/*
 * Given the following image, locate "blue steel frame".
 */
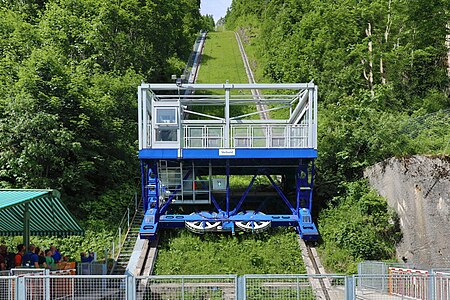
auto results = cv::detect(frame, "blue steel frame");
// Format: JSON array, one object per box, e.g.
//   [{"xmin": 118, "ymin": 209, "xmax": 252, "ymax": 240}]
[
  {"xmin": 138, "ymin": 82, "xmax": 319, "ymax": 241},
  {"xmin": 140, "ymin": 157, "xmax": 318, "ymax": 241}
]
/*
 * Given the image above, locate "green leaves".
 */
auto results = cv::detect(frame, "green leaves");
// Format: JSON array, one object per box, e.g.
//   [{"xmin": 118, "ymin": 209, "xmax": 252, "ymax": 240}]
[
  {"xmin": 318, "ymin": 181, "xmax": 401, "ymax": 273},
  {"xmin": 0, "ymin": 0, "xmax": 205, "ymax": 223}
]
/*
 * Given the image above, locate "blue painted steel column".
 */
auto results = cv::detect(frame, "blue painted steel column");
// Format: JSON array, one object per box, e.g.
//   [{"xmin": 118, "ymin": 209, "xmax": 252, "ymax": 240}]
[
  {"xmin": 295, "ymin": 164, "xmax": 301, "ymax": 212},
  {"xmin": 140, "ymin": 161, "xmax": 146, "ymax": 211},
  {"xmin": 309, "ymin": 161, "xmax": 315, "ymax": 212},
  {"xmin": 226, "ymin": 160, "xmax": 230, "ymax": 217}
]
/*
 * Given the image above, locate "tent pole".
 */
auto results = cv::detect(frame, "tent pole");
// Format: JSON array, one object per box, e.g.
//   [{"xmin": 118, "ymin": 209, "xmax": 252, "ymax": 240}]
[{"xmin": 24, "ymin": 202, "xmax": 30, "ymax": 250}]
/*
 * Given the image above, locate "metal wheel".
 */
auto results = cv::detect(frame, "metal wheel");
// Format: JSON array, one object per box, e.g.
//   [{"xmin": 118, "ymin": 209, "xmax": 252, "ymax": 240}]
[
  {"xmin": 185, "ymin": 212, "xmax": 221, "ymax": 234},
  {"xmin": 235, "ymin": 211, "xmax": 271, "ymax": 232}
]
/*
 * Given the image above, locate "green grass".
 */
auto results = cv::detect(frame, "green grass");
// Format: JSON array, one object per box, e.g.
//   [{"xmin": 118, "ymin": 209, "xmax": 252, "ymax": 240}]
[
  {"xmin": 196, "ymin": 31, "xmax": 248, "ymax": 84},
  {"xmin": 154, "ymin": 228, "xmax": 305, "ymax": 275}
]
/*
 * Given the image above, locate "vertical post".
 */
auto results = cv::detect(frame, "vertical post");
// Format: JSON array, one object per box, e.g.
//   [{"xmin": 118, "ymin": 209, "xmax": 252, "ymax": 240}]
[
  {"xmin": 127, "ymin": 274, "xmax": 135, "ymax": 300},
  {"xmin": 141, "ymin": 161, "xmax": 146, "ymax": 211},
  {"xmin": 345, "ymin": 276, "xmax": 355, "ymax": 300},
  {"xmin": 181, "ymin": 277, "xmax": 185, "ymax": 300},
  {"xmin": 23, "ymin": 203, "xmax": 30, "ymax": 250},
  {"xmin": 119, "ymin": 227, "xmax": 122, "ymax": 253},
  {"xmin": 138, "ymin": 86, "xmax": 143, "ymax": 149},
  {"xmin": 224, "ymin": 82, "xmax": 230, "ymax": 148},
  {"xmin": 429, "ymin": 273, "xmax": 435, "ymax": 300},
  {"xmin": 142, "ymin": 89, "xmax": 148, "ymax": 148},
  {"xmin": 226, "ymin": 160, "xmax": 230, "ymax": 217},
  {"xmin": 237, "ymin": 276, "xmax": 246, "ymax": 300},
  {"xmin": 17, "ymin": 277, "xmax": 25, "ymax": 300},
  {"xmin": 112, "ymin": 241, "xmax": 115, "ymax": 260},
  {"xmin": 308, "ymin": 87, "xmax": 313, "ymax": 148},
  {"xmin": 192, "ymin": 161, "xmax": 196, "ymax": 202},
  {"xmin": 309, "ymin": 161, "xmax": 315, "ymax": 212},
  {"xmin": 314, "ymin": 85, "xmax": 318, "ymax": 149},
  {"xmin": 296, "ymin": 164, "xmax": 301, "ymax": 212},
  {"xmin": 209, "ymin": 162, "xmax": 212, "ymax": 204},
  {"xmin": 127, "ymin": 208, "xmax": 130, "ymax": 228},
  {"xmin": 45, "ymin": 275, "xmax": 50, "ymax": 300}
]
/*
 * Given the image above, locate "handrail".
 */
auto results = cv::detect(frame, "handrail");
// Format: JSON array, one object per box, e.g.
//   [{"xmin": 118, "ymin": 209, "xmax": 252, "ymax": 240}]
[{"xmin": 109, "ymin": 192, "xmax": 141, "ymax": 263}]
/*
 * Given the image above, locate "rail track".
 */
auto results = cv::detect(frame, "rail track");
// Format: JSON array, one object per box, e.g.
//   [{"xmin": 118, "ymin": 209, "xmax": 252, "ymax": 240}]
[
  {"xmin": 235, "ymin": 31, "xmax": 333, "ymax": 299},
  {"xmin": 234, "ymin": 31, "xmax": 269, "ymax": 120}
]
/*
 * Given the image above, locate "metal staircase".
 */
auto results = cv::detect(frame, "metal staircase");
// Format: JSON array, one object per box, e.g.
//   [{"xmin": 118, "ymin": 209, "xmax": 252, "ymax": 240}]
[{"xmin": 110, "ymin": 208, "xmax": 144, "ymax": 275}]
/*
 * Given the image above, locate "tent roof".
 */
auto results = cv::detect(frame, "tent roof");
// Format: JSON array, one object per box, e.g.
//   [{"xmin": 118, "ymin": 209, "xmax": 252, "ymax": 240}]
[{"xmin": 0, "ymin": 189, "xmax": 83, "ymax": 236}]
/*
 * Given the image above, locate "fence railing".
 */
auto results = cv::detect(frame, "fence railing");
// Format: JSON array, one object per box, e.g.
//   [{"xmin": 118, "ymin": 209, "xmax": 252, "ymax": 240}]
[
  {"xmin": 2, "ymin": 272, "xmax": 450, "ymax": 300},
  {"xmin": 110, "ymin": 193, "xmax": 139, "ymax": 262},
  {"xmin": 182, "ymin": 123, "xmax": 309, "ymax": 149}
]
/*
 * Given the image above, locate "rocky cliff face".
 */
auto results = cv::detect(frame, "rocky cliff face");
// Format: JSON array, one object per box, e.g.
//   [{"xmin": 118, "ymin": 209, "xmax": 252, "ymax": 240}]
[{"xmin": 364, "ymin": 155, "xmax": 450, "ymax": 269}]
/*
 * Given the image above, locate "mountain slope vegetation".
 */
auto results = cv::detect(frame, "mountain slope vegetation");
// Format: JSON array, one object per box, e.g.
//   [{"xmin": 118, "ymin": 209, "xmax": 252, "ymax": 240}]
[
  {"xmin": 0, "ymin": 0, "xmax": 213, "ymax": 227},
  {"xmin": 225, "ymin": 0, "xmax": 449, "ymax": 272}
]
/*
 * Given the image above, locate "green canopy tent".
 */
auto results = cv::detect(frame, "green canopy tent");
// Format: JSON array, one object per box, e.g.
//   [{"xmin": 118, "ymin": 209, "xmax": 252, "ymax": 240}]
[{"xmin": 0, "ymin": 189, "xmax": 84, "ymax": 248}]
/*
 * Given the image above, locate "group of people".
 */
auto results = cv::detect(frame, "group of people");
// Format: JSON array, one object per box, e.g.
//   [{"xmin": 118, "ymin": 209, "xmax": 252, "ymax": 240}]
[{"xmin": 0, "ymin": 244, "xmax": 63, "ymax": 271}]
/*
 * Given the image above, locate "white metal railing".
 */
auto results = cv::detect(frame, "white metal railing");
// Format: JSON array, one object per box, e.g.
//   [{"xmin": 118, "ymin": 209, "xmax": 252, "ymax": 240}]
[
  {"xmin": 231, "ymin": 124, "xmax": 309, "ymax": 148},
  {"xmin": 148, "ymin": 123, "xmax": 310, "ymax": 149},
  {"xmin": 183, "ymin": 125, "xmax": 224, "ymax": 148}
]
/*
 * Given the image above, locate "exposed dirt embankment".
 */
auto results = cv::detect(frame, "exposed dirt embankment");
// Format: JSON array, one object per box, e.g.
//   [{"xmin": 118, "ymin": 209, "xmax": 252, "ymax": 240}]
[{"xmin": 364, "ymin": 155, "xmax": 450, "ymax": 269}]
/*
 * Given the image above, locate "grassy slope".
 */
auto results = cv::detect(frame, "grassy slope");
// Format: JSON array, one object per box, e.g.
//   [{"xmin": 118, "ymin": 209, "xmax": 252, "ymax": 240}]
[
  {"xmin": 196, "ymin": 31, "xmax": 248, "ymax": 84},
  {"xmin": 154, "ymin": 229, "xmax": 305, "ymax": 275},
  {"xmin": 154, "ymin": 31, "xmax": 306, "ymax": 275}
]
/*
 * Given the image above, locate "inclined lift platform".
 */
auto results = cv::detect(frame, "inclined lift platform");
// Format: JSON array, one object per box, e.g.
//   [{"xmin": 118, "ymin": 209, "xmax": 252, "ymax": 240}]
[{"xmin": 138, "ymin": 82, "xmax": 319, "ymax": 241}]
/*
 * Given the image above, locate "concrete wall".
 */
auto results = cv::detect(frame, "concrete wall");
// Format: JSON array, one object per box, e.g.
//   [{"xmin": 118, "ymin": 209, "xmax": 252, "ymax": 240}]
[{"xmin": 364, "ymin": 155, "xmax": 450, "ymax": 269}]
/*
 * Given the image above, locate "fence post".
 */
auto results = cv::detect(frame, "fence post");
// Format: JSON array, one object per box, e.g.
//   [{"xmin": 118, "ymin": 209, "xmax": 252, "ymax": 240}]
[
  {"xmin": 236, "ymin": 275, "xmax": 246, "ymax": 300},
  {"xmin": 45, "ymin": 274, "xmax": 51, "ymax": 300},
  {"xmin": 16, "ymin": 277, "xmax": 25, "ymax": 300},
  {"xmin": 127, "ymin": 207, "xmax": 130, "ymax": 228},
  {"xmin": 127, "ymin": 274, "xmax": 135, "ymax": 300},
  {"xmin": 429, "ymin": 273, "xmax": 435, "ymax": 300},
  {"xmin": 119, "ymin": 227, "xmax": 122, "ymax": 252},
  {"xmin": 345, "ymin": 275, "xmax": 355, "ymax": 300},
  {"xmin": 181, "ymin": 277, "xmax": 185, "ymax": 300}
]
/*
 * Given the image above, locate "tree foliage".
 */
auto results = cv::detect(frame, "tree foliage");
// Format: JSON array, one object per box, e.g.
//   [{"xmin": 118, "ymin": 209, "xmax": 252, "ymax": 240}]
[
  {"xmin": 0, "ymin": 0, "xmax": 206, "ymax": 225},
  {"xmin": 226, "ymin": 0, "xmax": 449, "ymax": 272}
]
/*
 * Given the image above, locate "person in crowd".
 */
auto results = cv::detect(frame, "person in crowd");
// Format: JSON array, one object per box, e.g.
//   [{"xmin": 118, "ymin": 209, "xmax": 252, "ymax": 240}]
[
  {"xmin": 35, "ymin": 247, "xmax": 47, "ymax": 268},
  {"xmin": 22, "ymin": 244, "xmax": 39, "ymax": 268},
  {"xmin": 14, "ymin": 244, "xmax": 25, "ymax": 268},
  {"xmin": 80, "ymin": 252, "xmax": 94, "ymax": 263},
  {"xmin": 50, "ymin": 245, "xmax": 62, "ymax": 263},
  {"xmin": 45, "ymin": 249, "xmax": 56, "ymax": 270}
]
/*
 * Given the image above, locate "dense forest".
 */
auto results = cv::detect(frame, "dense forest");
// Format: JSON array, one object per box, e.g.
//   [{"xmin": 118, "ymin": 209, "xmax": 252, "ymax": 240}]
[
  {"xmin": 0, "ymin": 0, "xmax": 214, "ymax": 228},
  {"xmin": 225, "ymin": 0, "xmax": 449, "ymax": 272}
]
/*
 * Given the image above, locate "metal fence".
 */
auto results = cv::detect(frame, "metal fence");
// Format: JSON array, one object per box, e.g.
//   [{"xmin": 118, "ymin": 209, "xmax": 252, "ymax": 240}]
[
  {"xmin": 0, "ymin": 276, "xmax": 15, "ymax": 300},
  {"xmin": 19, "ymin": 275, "xmax": 127, "ymax": 300},
  {"xmin": 1, "ymin": 272, "xmax": 450, "ymax": 300},
  {"xmin": 77, "ymin": 262, "xmax": 108, "ymax": 275},
  {"xmin": 243, "ymin": 274, "xmax": 346, "ymax": 300},
  {"xmin": 135, "ymin": 275, "xmax": 237, "ymax": 300}
]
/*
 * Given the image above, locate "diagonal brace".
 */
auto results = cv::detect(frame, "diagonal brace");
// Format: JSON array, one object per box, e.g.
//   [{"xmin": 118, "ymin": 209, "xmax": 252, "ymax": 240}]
[{"xmin": 265, "ymin": 173, "xmax": 296, "ymax": 213}]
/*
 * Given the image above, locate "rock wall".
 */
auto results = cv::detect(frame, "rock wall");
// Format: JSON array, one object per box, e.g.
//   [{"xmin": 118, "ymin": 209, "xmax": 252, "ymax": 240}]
[{"xmin": 364, "ymin": 155, "xmax": 450, "ymax": 269}]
